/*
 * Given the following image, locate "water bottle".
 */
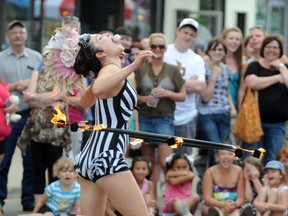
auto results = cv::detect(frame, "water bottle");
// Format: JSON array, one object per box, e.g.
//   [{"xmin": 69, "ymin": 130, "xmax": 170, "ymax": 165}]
[{"xmin": 150, "ymin": 93, "xmax": 159, "ymax": 108}]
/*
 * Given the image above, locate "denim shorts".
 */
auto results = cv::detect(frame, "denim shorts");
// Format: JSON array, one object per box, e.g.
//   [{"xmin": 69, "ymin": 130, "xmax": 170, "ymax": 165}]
[{"xmin": 139, "ymin": 116, "xmax": 174, "ymax": 144}]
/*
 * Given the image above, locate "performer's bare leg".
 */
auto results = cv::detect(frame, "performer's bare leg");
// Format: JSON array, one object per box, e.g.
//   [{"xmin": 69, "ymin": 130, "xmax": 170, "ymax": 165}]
[
  {"xmin": 97, "ymin": 171, "xmax": 149, "ymax": 216},
  {"xmin": 79, "ymin": 176, "xmax": 107, "ymax": 216}
]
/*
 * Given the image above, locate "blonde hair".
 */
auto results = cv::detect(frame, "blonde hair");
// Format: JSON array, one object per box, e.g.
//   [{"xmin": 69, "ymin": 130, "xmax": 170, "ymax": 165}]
[
  {"xmin": 53, "ymin": 157, "xmax": 75, "ymax": 177},
  {"xmin": 149, "ymin": 33, "xmax": 167, "ymax": 46},
  {"xmin": 221, "ymin": 27, "xmax": 243, "ymax": 72}
]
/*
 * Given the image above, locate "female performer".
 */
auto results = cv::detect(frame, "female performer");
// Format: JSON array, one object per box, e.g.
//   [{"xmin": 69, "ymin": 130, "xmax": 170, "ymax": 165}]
[
  {"xmin": 72, "ymin": 32, "xmax": 156, "ymax": 216},
  {"xmin": 40, "ymin": 24, "xmax": 156, "ymax": 215}
]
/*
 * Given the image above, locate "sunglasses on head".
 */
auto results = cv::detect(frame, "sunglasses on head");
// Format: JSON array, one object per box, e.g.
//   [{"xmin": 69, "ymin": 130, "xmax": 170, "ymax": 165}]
[
  {"xmin": 150, "ymin": 44, "xmax": 165, "ymax": 49},
  {"xmin": 78, "ymin": 34, "xmax": 95, "ymax": 60},
  {"xmin": 79, "ymin": 33, "xmax": 90, "ymax": 49}
]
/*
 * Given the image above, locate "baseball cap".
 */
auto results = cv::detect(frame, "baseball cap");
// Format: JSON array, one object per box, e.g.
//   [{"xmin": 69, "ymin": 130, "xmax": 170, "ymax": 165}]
[
  {"xmin": 7, "ymin": 20, "xmax": 24, "ymax": 31},
  {"xmin": 178, "ymin": 18, "xmax": 199, "ymax": 32},
  {"xmin": 264, "ymin": 160, "xmax": 285, "ymax": 173}
]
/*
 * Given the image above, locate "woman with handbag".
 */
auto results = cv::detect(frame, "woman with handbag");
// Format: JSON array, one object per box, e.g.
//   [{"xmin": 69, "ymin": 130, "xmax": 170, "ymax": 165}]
[{"xmin": 243, "ymin": 35, "xmax": 288, "ymax": 165}]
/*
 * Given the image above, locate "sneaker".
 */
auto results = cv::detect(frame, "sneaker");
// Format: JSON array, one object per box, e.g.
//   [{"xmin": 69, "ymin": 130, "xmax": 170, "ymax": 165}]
[
  {"xmin": 240, "ymin": 205, "xmax": 253, "ymax": 216},
  {"xmin": 178, "ymin": 202, "xmax": 192, "ymax": 216},
  {"xmin": 208, "ymin": 207, "xmax": 219, "ymax": 216}
]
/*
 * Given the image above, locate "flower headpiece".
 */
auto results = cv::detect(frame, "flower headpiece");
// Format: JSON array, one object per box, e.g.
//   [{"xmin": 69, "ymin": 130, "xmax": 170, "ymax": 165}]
[{"xmin": 44, "ymin": 24, "xmax": 81, "ymax": 93}]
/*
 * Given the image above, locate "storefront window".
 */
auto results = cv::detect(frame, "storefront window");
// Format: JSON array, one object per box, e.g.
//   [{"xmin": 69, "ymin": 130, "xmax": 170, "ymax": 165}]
[
  {"xmin": 34, "ymin": 0, "xmax": 76, "ymax": 50},
  {"xmin": 124, "ymin": 0, "xmax": 151, "ymax": 41},
  {"xmin": 0, "ymin": 0, "xmax": 32, "ymax": 50},
  {"xmin": 256, "ymin": 0, "xmax": 285, "ymax": 34},
  {"xmin": 1, "ymin": 0, "xmax": 76, "ymax": 52}
]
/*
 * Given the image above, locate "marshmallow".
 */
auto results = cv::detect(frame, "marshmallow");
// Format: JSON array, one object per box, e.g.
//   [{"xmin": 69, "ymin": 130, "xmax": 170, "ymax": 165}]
[
  {"xmin": 10, "ymin": 114, "xmax": 22, "ymax": 123},
  {"xmin": 10, "ymin": 95, "xmax": 19, "ymax": 104},
  {"xmin": 113, "ymin": 34, "xmax": 121, "ymax": 42}
]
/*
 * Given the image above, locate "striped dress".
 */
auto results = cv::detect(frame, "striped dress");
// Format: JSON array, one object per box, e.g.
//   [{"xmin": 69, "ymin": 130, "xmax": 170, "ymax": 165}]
[{"xmin": 74, "ymin": 80, "xmax": 137, "ymax": 182}]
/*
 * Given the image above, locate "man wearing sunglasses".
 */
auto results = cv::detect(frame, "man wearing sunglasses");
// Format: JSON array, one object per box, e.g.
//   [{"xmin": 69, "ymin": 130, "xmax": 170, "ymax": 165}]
[{"xmin": 164, "ymin": 18, "xmax": 206, "ymax": 155}]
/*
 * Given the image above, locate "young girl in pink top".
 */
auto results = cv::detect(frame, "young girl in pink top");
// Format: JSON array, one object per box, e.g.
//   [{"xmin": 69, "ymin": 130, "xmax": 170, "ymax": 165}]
[
  {"xmin": 131, "ymin": 156, "xmax": 157, "ymax": 216},
  {"xmin": 163, "ymin": 153, "xmax": 200, "ymax": 216}
]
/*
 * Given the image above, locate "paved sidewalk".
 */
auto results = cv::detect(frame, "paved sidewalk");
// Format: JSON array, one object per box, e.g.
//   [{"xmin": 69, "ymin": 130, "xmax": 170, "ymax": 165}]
[
  {"xmin": 5, "ymin": 191, "xmax": 29, "ymax": 216},
  {"xmin": 4, "ymin": 148, "xmax": 32, "ymax": 215}
]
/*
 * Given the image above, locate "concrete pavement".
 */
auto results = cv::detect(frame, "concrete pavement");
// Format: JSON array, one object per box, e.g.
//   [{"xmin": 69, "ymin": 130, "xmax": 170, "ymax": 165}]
[{"xmin": 4, "ymin": 147, "xmax": 31, "ymax": 215}]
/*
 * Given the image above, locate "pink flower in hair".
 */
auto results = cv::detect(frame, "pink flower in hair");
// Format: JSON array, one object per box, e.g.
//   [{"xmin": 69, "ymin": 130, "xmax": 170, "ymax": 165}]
[
  {"xmin": 43, "ymin": 24, "xmax": 82, "ymax": 93},
  {"xmin": 60, "ymin": 38, "xmax": 79, "ymax": 67}
]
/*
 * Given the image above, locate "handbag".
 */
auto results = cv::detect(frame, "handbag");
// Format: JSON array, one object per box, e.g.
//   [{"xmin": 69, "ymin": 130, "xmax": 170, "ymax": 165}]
[{"xmin": 233, "ymin": 87, "xmax": 264, "ymax": 144}]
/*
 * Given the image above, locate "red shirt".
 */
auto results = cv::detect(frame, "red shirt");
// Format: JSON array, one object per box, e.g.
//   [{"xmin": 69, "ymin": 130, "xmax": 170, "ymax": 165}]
[
  {"xmin": 68, "ymin": 88, "xmax": 84, "ymax": 123},
  {"xmin": 0, "ymin": 81, "xmax": 12, "ymax": 141}
]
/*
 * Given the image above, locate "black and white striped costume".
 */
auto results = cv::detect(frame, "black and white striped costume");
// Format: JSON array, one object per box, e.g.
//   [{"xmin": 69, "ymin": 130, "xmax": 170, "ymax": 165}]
[{"xmin": 74, "ymin": 80, "xmax": 137, "ymax": 182}]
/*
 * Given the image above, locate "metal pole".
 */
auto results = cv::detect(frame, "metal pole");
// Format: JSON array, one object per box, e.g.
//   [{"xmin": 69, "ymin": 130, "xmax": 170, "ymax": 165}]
[
  {"xmin": 36, "ymin": 0, "xmax": 44, "ymax": 52},
  {"xmin": 69, "ymin": 122, "xmax": 236, "ymax": 151},
  {"xmin": 0, "ymin": 0, "xmax": 8, "ymax": 50}
]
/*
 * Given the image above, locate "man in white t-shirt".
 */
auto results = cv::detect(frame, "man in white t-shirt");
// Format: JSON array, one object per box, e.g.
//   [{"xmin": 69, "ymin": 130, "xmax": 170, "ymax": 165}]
[{"xmin": 164, "ymin": 18, "xmax": 206, "ymax": 154}]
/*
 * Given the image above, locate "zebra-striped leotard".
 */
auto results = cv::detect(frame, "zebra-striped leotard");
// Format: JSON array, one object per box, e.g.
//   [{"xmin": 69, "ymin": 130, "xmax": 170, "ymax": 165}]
[{"xmin": 74, "ymin": 80, "xmax": 137, "ymax": 182}]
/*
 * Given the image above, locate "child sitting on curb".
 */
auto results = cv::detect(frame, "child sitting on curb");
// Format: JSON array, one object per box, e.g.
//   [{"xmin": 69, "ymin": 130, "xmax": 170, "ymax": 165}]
[{"xmin": 20, "ymin": 157, "xmax": 80, "ymax": 216}]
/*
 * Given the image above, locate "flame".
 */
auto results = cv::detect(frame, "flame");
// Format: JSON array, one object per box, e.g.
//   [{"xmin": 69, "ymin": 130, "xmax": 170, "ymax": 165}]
[
  {"xmin": 257, "ymin": 148, "xmax": 266, "ymax": 159},
  {"xmin": 76, "ymin": 123, "xmax": 107, "ymax": 132},
  {"xmin": 92, "ymin": 124, "xmax": 107, "ymax": 131},
  {"xmin": 130, "ymin": 138, "xmax": 143, "ymax": 145},
  {"xmin": 234, "ymin": 146, "xmax": 266, "ymax": 159},
  {"xmin": 169, "ymin": 137, "xmax": 183, "ymax": 149},
  {"xmin": 51, "ymin": 104, "xmax": 67, "ymax": 128},
  {"xmin": 79, "ymin": 124, "xmax": 91, "ymax": 131}
]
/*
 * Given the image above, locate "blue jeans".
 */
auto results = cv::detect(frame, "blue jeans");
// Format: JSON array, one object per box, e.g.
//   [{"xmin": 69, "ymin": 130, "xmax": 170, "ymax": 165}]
[
  {"xmin": 197, "ymin": 113, "xmax": 231, "ymax": 166},
  {"xmin": 139, "ymin": 116, "xmax": 174, "ymax": 138},
  {"xmin": 241, "ymin": 122, "xmax": 285, "ymax": 165},
  {"xmin": 0, "ymin": 110, "xmax": 34, "ymax": 206},
  {"xmin": 174, "ymin": 117, "xmax": 197, "ymax": 155}
]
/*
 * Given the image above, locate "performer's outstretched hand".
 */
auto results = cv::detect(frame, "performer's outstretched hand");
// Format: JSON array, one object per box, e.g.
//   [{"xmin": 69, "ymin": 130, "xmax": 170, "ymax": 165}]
[{"xmin": 132, "ymin": 50, "xmax": 157, "ymax": 68}]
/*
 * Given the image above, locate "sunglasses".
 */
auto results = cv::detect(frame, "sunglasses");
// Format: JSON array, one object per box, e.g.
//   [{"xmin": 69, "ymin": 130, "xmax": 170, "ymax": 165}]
[
  {"xmin": 150, "ymin": 44, "xmax": 165, "ymax": 49},
  {"xmin": 79, "ymin": 33, "xmax": 90, "ymax": 49}
]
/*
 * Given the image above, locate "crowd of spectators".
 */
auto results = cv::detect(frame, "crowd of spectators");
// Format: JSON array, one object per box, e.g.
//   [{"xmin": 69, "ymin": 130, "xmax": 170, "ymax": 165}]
[{"xmin": 1, "ymin": 15, "xmax": 288, "ymax": 216}]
